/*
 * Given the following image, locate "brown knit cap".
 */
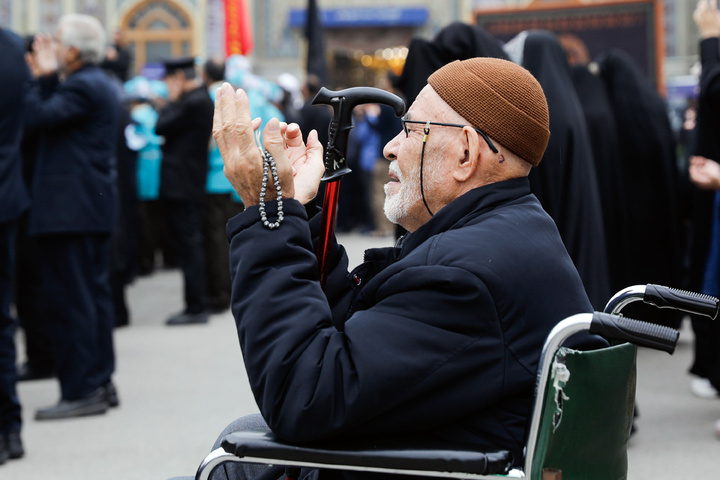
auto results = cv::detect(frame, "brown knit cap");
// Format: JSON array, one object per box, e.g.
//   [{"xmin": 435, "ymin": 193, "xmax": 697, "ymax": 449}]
[{"xmin": 427, "ymin": 58, "xmax": 550, "ymax": 165}]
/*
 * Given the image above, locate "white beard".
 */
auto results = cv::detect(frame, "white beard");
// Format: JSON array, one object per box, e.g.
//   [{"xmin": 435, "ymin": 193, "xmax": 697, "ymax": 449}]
[{"xmin": 383, "ymin": 159, "xmax": 436, "ymax": 227}]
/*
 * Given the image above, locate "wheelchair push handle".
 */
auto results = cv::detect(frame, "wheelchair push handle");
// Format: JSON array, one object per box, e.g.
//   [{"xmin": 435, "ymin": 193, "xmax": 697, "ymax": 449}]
[
  {"xmin": 589, "ymin": 312, "xmax": 679, "ymax": 354},
  {"xmin": 643, "ymin": 284, "xmax": 719, "ymax": 319}
]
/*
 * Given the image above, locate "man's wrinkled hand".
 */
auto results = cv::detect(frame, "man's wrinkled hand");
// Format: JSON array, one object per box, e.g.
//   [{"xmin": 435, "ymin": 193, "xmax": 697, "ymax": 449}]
[
  {"xmin": 283, "ymin": 124, "xmax": 325, "ymax": 205},
  {"xmin": 213, "ymin": 82, "xmax": 324, "ymax": 208},
  {"xmin": 213, "ymin": 83, "xmax": 274, "ymax": 207}
]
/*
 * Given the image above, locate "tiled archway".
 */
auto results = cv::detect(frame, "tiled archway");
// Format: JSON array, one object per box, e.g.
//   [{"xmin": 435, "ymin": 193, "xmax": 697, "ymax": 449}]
[{"xmin": 121, "ymin": 0, "xmax": 193, "ymax": 74}]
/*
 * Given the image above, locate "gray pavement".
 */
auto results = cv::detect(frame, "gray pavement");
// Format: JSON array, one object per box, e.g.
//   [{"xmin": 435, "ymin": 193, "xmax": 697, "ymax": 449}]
[{"xmin": 3, "ymin": 232, "xmax": 719, "ymax": 479}]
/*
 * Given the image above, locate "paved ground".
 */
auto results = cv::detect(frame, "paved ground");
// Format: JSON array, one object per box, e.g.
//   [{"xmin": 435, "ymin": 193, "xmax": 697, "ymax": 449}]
[{"xmin": 3, "ymin": 232, "xmax": 719, "ymax": 479}]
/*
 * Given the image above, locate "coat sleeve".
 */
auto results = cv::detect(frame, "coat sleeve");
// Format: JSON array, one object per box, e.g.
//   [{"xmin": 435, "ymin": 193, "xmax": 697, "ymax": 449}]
[
  {"xmin": 24, "ymin": 74, "xmax": 94, "ymax": 129},
  {"xmin": 228, "ymin": 200, "xmax": 505, "ymax": 442}
]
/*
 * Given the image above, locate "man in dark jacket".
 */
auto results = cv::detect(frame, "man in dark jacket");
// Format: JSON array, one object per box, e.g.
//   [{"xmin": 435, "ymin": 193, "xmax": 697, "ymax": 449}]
[
  {"xmin": 156, "ymin": 57, "xmax": 214, "ymax": 325},
  {"xmin": 201, "ymin": 57, "xmax": 601, "ymax": 479},
  {"xmin": 24, "ymin": 14, "xmax": 120, "ymax": 420},
  {"xmin": 0, "ymin": 26, "xmax": 31, "ymax": 463}
]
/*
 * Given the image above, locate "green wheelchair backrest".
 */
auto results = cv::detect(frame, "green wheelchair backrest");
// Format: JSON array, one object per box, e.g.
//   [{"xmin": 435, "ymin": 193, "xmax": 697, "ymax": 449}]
[{"xmin": 530, "ymin": 342, "xmax": 637, "ymax": 480}]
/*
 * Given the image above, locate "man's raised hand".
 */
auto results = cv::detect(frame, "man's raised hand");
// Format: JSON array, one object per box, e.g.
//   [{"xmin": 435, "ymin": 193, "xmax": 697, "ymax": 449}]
[
  {"xmin": 282, "ymin": 124, "xmax": 325, "ymax": 205},
  {"xmin": 213, "ymin": 82, "xmax": 324, "ymax": 207}
]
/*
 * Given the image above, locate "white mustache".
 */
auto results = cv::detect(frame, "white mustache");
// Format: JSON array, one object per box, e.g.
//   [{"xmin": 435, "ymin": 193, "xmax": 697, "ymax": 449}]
[{"xmin": 388, "ymin": 162, "xmax": 402, "ymax": 181}]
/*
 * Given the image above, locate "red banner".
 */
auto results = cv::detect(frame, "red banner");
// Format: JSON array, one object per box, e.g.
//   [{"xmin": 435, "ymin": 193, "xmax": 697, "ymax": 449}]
[{"xmin": 224, "ymin": 0, "xmax": 254, "ymax": 56}]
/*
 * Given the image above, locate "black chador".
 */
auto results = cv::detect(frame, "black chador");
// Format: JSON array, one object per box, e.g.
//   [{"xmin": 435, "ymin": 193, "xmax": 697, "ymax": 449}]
[
  {"xmin": 570, "ymin": 63, "xmax": 632, "ymax": 295},
  {"xmin": 597, "ymin": 50, "xmax": 683, "ymax": 298},
  {"xmin": 506, "ymin": 30, "xmax": 611, "ymax": 310}
]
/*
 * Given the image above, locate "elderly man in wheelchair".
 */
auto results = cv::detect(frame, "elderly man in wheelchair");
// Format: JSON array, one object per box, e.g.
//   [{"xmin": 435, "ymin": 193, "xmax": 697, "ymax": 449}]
[{"xmin": 176, "ymin": 58, "xmax": 694, "ymax": 480}]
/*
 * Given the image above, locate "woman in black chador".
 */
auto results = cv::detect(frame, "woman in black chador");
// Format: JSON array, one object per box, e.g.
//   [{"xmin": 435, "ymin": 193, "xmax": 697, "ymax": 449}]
[
  {"xmin": 568, "ymin": 59, "xmax": 631, "ymax": 295},
  {"xmin": 596, "ymin": 49, "xmax": 683, "ymax": 327},
  {"xmin": 505, "ymin": 30, "xmax": 611, "ymax": 310}
]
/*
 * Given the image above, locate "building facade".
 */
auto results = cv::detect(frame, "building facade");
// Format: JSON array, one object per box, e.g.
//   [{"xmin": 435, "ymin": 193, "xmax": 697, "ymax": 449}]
[
  {"xmin": 251, "ymin": 0, "xmax": 467, "ymax": 85},
  {"xmin": 0, "ymin": 0, "xmax": 705, "ymax": 84},
  {"xmin": 1, "ymin": 0, "xmax": 466, "ymax": 83},
  {"xmin": 2, "ymin": 0, "xmax": 210, "ymax": 75}
]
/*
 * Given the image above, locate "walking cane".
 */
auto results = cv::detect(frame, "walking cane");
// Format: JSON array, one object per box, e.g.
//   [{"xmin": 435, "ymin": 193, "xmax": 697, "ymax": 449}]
[{"xmin": 311, "ymin": 87, "xmax": 405, "ymax": 289}]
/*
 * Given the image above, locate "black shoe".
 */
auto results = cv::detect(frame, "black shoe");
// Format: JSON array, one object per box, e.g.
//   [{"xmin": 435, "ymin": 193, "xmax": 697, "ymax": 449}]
[
  {"xmin": 165, "ymin": 310, "xmax": 209, "ymax": 326},
  {"xmin": 35, "ymin": 389, "xmax": 108, "ymax": 420},
  {"xmin": 5, "ymin": 431, "xmax": 24, "ymax": 459},
  {"xmin": 103, "ymin": 381, "xmax": 119, "ymax": 408},
  {"xmin": 16, "ymin": 363, "xmax": 54, "ymax": 382}
]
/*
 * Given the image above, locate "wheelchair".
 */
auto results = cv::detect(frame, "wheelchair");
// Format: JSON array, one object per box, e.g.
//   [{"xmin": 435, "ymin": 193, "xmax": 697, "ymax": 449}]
[{"xmin": 195, "ymin": 284, "xmax": 718, "ymax": 480}]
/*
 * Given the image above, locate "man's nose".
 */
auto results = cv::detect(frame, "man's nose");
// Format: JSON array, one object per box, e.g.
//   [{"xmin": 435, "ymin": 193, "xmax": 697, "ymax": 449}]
[{"xmin": 383, "ymin": 132, "xmax": 402, "ymax": 161}]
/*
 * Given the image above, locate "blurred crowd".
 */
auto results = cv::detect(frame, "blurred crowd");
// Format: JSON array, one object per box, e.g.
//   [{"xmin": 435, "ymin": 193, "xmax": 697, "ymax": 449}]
[
  {"xmin": 4, "ymin": 0, "xmax": 720, "ymax": 467},
  {"xmin": 0, "ymin": 12, "xmax": 344, "ymax": 464}
]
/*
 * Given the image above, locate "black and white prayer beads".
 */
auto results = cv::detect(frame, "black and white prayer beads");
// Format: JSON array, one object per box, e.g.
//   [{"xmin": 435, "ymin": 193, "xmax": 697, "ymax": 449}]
[
  {"xmin": 254, "ymin": 129, "xmax": 284, "ymax": 230},
  {"xmin": 258, "ymin": 149, "xmax": 284, "ymax": 229}
]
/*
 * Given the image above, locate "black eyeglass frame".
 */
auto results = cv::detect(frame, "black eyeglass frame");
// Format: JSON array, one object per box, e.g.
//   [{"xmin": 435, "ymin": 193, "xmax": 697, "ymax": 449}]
[{"xmin": 401, "ymin": 117, "xmax": 499, "ymax": 153}]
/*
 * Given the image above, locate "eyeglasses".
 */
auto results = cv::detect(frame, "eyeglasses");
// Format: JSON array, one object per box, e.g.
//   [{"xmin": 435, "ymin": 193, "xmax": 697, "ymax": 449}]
[{"xmin": 401, "ymin": 116, "xmax": 499, "ymax": 153}]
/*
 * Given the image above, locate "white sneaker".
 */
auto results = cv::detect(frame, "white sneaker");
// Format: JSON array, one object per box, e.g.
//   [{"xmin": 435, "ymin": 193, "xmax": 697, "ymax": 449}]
[{"xmin": 690, "ymin": 377, "xmax": 719, "ymax": 399}]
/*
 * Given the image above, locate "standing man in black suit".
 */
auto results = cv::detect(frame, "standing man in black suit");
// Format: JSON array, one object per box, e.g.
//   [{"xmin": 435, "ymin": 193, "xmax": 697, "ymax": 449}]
[
  {"xmin": 0, "ymin": 26, "xmax": 31, "ymax": 463},
  {"xmin": 100, "ymin": 29, "xmax": 132, "ymax": 83},
  {"xmin": 155, "ymin": 57, "xmax": 214, "ymax": 325},
  {"xmin": 24, "ymin": 14, "xmax": 120, "ymax": 420}
]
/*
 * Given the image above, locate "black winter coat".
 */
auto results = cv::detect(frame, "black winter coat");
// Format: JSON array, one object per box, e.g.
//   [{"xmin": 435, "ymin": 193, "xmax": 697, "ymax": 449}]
[
  {"xmin": 24, "ymin": 65, "xmax": 119, "ymax": 235},
  {"xmin": 227, "ymin": 177, "xmax": 598, "ymax": 477}
]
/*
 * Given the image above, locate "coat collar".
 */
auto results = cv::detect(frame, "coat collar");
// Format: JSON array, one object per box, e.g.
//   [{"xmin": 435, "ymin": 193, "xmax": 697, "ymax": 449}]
[{"xmin": 398, "ymin": 177, "xmax": 532, "ymax": 257}]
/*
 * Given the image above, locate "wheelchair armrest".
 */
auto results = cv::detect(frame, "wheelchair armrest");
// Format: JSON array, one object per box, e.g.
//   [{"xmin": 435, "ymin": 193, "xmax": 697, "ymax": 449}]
[{"xmin": 220, "ymin": 431, "xmax": 514, "ymax": 477}]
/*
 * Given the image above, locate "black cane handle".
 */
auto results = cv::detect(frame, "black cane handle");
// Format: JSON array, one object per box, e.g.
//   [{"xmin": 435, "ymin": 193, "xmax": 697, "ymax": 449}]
[{"xmin": 312, "ymin": 87, "xmax": 405, "ymax": 182}]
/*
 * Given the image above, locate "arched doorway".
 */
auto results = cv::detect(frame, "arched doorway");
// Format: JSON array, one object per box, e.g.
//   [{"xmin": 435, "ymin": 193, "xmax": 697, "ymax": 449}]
[{"xmin": 122, "ymin": 0, "xmax": 194, "ymax": 75}]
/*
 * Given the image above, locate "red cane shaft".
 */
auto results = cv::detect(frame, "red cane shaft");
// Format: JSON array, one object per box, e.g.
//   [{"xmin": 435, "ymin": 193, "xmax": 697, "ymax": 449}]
[{"xmin": 317, "ymin": 180, "xmax": 341, "ymax": 290}]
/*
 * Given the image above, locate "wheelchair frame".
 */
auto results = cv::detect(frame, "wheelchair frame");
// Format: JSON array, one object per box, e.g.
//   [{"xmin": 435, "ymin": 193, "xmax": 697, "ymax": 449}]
[{"xmin": 195, "ymin": 284, "xmax": 717, "ymax": 480}]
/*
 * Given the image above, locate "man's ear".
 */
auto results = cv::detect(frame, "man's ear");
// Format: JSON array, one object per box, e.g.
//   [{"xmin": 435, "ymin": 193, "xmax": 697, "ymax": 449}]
[{"xmin": 453, "ymin": 126, "xmax": 481, "ymax": 182}]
